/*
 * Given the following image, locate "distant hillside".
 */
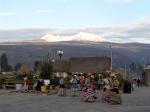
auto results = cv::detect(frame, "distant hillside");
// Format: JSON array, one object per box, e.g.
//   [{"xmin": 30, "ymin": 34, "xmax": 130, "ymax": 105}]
[{"xmin": 0, "ymin": 41, "xmax": 150, "ymax": 69}]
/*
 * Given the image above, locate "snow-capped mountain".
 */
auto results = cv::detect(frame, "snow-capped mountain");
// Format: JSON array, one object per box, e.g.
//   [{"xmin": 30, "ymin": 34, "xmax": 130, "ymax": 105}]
[{"xmin": 41, "ymin": 32, "xmax": 106, "ymax": 42}]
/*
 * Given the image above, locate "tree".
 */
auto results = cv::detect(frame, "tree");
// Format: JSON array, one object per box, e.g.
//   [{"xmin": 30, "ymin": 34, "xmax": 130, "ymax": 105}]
[
  {"xmin": 34, "ymin": 61, "xmax": 41, "ymax": 72},
  {"xmin": 14, "ymin": 63, "xmax": 22, "ymax": 71},
  {"xmin": 0, "ymin": 53, "xmax": 9, "ymax": 72},
  {"xmin": 17, "ymin": 64, "xmax": 31, "ymax": 75},
  {"xmin": 7, "ymin": 65, "xmax": 13, "ymax": 71},
  {"xmin": 40, "ymin": 62, "xmax": 53, "ymax": 79}
]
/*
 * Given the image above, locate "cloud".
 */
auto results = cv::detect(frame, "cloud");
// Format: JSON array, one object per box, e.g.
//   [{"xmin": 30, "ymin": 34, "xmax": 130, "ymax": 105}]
[
  {"xmin": 0, "ymin": 28, "xmax": 50, "ymax": 41},
  {"xmin": 106, "ymin": 0, "xmax": 135, "ymax": 4},
  {"xmin": 0, "ymin": 16, "xmax": 150, "ymax": 44},
  {"xmin": 0, "ymin": 12, "xmax": 16, "ymax": 16}
]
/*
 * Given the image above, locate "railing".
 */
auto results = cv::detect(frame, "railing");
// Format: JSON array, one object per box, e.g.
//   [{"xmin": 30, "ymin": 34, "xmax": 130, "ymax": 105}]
[{"xmin": 0, "ymin": 82, "xmax": 34, "ymax": 90}]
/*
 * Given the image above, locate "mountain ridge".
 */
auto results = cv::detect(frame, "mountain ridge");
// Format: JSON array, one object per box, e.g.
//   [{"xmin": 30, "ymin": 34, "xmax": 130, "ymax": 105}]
[{"xmin": 0, "ymin": 40, "xmax": 149, "ymax": 69}]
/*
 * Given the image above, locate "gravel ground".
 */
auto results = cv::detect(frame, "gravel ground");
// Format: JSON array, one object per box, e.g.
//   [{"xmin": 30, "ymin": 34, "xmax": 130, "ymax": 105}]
[{"xmin": 0, "ymin": 87, "xmax": 150, "ymax": 112}]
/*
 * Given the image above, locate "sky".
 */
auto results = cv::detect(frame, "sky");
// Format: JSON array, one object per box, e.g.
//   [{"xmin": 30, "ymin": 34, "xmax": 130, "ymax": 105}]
[{"xmin": 0, "ymin": 0, "xmax": 150, "ymax": 43}]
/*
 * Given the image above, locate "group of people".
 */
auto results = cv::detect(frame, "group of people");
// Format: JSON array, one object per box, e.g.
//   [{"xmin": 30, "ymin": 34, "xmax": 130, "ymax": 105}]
[
  {"xmin": 23, "ymin": 73, "xmax": 48, "ymax": 93},
  {"xmin": 22, "ymin": 70, "xmax": 124, "ymax": 105},
  {"xmin": 21, "ymin": 70, "xmax": 145, "ymax": 106},
  {"xmin": 34, "ymin": 79, "xmax": 47, "ymax": 93},
  {"xmin": 58, "ymin": 71, "xmax": 122, "ymax": 105},
  {"xmin": 123, "ymin": 78, "xmax": 142, "ymax": 94},
  {"xmin": 22, "ymin": 70, "xmax": 142, "ymax": 105},
  {"xmin": 58, "ymin": 73, "xmax": 97, "ymax": 102},
  {"xmin": 131, "ymin": 78, "xmax": 141, "ymax": 89},
  {"xmin": 58, "ymin": 73, "xmax": 85, "ymax": 96},
  {"xmin": 102, "ymin": 72, "xmax": 121, "ymax": 104}
]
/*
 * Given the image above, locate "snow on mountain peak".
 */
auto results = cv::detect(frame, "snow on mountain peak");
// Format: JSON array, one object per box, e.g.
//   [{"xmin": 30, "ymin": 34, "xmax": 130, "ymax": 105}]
[{"xmin": 41, "ymin": 32, "xmax": 106, "ymax": 42}]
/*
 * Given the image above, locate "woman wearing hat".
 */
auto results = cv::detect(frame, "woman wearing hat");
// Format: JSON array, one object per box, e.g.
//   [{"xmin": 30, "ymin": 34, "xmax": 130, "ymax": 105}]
[
  {"xmin": 70, "ymin": 75, "xmax": 78, "ymax": 96},
  {"xmin": 101, "ymin": 71, "xmax": 111, "ymax": 103},
  {"xmin": 110, "ymin": 75, "xmax": 122, "ymax": 104}
]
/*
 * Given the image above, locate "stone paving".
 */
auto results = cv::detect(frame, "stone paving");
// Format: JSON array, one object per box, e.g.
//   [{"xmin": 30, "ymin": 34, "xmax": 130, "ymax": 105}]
[{"xmin": 0, "ymin": 87, "xmax": 150, "ymax": 112}]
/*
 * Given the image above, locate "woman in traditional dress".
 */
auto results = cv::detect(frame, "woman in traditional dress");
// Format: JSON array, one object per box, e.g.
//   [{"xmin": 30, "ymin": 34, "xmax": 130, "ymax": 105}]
[
  {"xmin": 110, "ymin": 75, "xmax": 122, "ymax": 104},
  {"xmin": 101, "ymin": 71, "xmax": 111, "ymax": 103},
  {"xmin": 70, "ymin": 75, "xmax": 78, "ymax": 96},
  {"xmin": 82, "ymin": 84, "xmax": 96, "ymax": 102}
]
